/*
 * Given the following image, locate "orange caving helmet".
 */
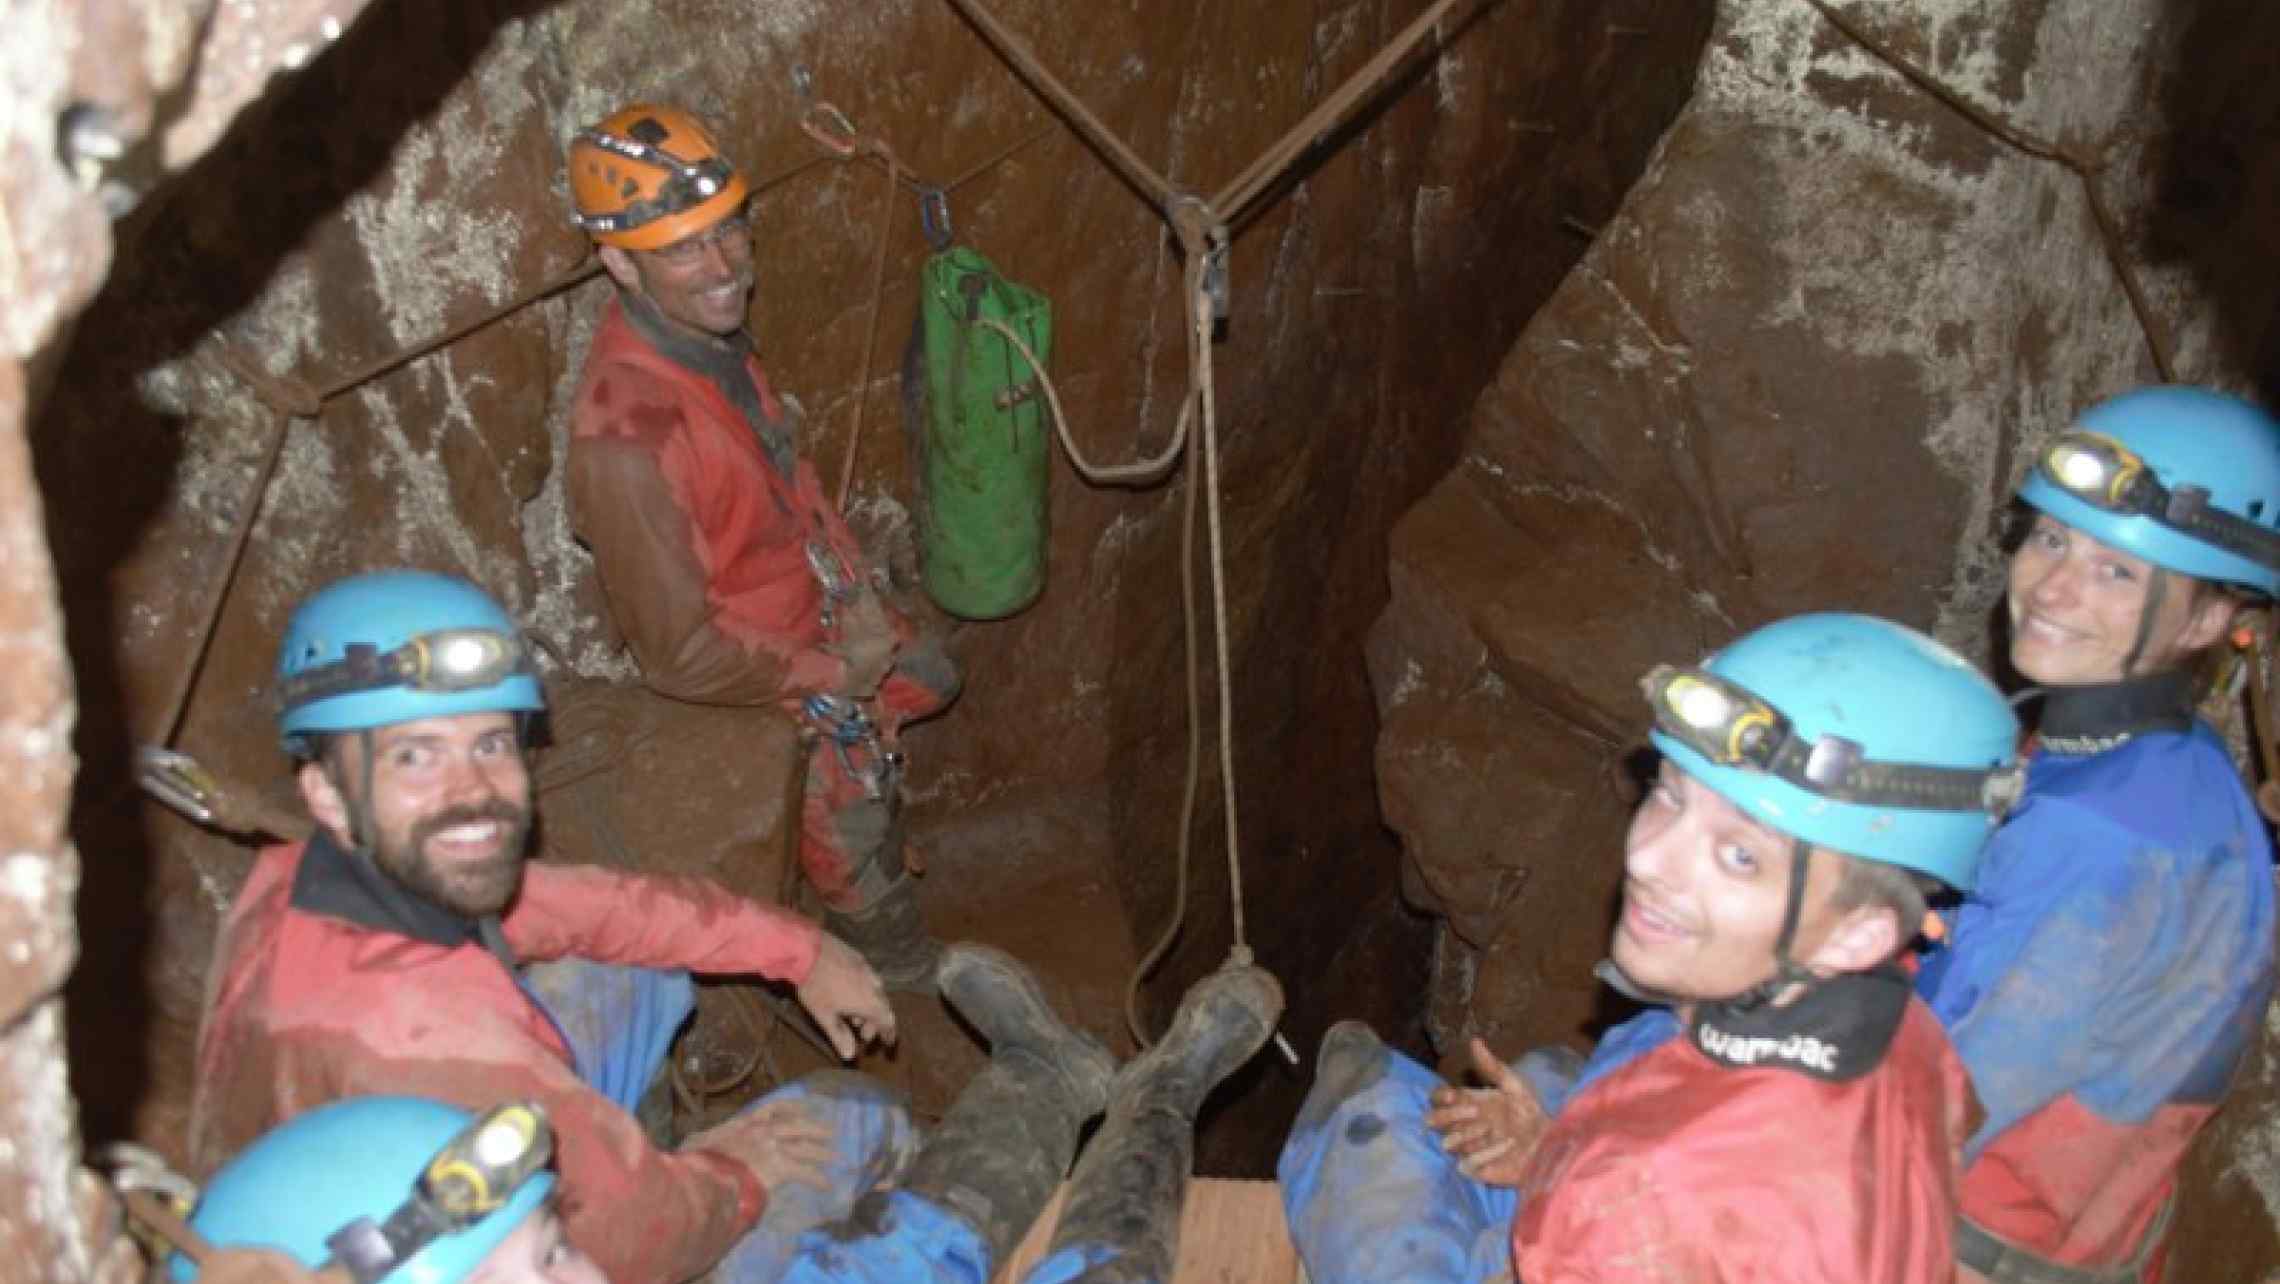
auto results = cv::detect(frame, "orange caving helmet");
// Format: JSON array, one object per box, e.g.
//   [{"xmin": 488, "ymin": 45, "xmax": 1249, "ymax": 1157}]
[{"xmin": 567, "ymin": 104, "xmax": 749, "ymax": 251}]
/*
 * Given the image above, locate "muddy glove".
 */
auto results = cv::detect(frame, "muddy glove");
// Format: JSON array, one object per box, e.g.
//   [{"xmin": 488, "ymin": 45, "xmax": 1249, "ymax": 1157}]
[
  {"xmin": 684, "ymin": 1098, "xmax": 834, "ymax": 1196},
  {"xmin": 830, "ymin": 589, "xmax": 898, "ymax": 699}
]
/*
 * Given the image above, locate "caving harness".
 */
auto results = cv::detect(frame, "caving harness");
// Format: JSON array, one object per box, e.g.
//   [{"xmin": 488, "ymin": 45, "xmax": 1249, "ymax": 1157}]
[
  {"xmin": 802, "ymin": 691, "xmax": 902, "ymax": 802},
  {"xmin": 908, "ymin": 245, "xmax": 1053, "ymax": 620}
]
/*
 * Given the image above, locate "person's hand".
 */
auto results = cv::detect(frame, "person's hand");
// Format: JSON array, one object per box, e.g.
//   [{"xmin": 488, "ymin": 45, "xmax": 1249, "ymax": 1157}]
[
  {"xmin": 686, "ymin": 1098, "xmax": 834, "ymax": 1196},
  {"xmin": 1424, "ymin": 1037, "xmax": 1550, "ymax": 1188},
  {"xmin": 831, "ymin": 591, "xmax": 897, "ymax": 698},
  {"xmin": 796, "ymin": 932, "xmax": 898, "ymax": 1060}
]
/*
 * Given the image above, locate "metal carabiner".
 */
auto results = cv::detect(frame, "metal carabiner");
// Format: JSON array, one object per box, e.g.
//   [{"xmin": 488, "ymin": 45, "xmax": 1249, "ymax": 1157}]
[
  {"xmin": 800, "ymin": 102, "xmax": 862, "ymax": 159},
  {"xmin": 1203, "ymin": 235, "xmax": 1233, "ymax": 323},
  {"xmin": 918, "ymin": 186, "xmax": 954, "ymax": 252}
]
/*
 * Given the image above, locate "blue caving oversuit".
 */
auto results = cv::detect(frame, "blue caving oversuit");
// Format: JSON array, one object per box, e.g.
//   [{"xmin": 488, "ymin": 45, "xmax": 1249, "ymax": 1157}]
[
  {"xmin": 1277, "ymin": 1007, "xmax": 1678, "ymax": 1283},
  {"xmin": 1916, "ymin": 716, "xmax": 2277, "ymax": 1278}
]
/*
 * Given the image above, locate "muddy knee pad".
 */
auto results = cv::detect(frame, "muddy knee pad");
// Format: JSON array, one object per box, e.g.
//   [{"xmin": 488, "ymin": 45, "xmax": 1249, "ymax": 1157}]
[
  {"xmin": 718, "ymin": 1072, "xmax": 927, "ymax": 1283},
  {"xmin": 1278, "ymin": 1036, "xmax": 1514, "ymax": 1284},
  {"xmin": 799, "ymin": 750, "xmax": 903, "ymax": 910},
  {"xmin": 828, "ymin": 793, "xmax": 904, "ymax": 908},
  {"xmin": 752, "ymin": 1071, "xmax": 923, "ymax": 1233}
]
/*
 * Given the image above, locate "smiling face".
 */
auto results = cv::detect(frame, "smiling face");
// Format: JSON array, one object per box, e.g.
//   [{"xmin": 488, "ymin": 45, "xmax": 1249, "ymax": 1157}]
[
  {"xmin": 2006, "ymin": 513, "xmax": 2235, "ymax": 685},
  {"xmin": 301, "ymin": 711, "xmax": 533, "ymax": 918},
  {"xmin": 598, "ymin": 212, "xmax": 755, "ymax": 341},
  {"xmin": 1611, "ymin": 759, "xmax": 1858, "ymax": 1002}
]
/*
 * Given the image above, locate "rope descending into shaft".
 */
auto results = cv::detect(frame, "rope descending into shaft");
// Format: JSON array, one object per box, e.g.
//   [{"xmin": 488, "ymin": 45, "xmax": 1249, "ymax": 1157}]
[{"xmin": 948, "ymin": 0, "xmax": 1493, "ymax": 1042}]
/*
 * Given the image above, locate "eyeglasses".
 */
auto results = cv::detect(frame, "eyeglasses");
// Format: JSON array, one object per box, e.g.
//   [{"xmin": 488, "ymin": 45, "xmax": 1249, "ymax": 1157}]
[
  {"xmin": 278, "ymin": 628, "xmax": 533, "ymax": 712},
  {"xmin": 650, "ymin": 214, "xmax": 752, "ymax": 268},
  {"xmin": 1640, "ymin": 663, "xmax": 2023, "ymax": 818},
  {"xmin": 2035, "ymin": 429, "xmax": 2280, "ymax": 574}
]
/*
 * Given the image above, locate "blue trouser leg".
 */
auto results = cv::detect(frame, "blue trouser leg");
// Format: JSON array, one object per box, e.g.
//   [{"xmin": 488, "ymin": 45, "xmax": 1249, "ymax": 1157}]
[
  {"xmin": 519, "ymin": 959, "xmax": 695, "ymax": 1112},
  {"xmin": 1279, "ymin": 1044, "xmax": 1516, "ymax": 1284},
  {"xmin": 714, "ymin": 1071, "xmax": 926, "ymax": 1283},
  {"xmin": 775, "ymin": 1190, "xmax": 994, "ymax": 1284}
]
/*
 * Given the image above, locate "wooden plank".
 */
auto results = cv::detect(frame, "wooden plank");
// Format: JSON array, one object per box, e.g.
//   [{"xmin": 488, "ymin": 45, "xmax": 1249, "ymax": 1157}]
[{"xmin": 993, "ymin": 1178, "xmax": 1302, "ymax": 1283}]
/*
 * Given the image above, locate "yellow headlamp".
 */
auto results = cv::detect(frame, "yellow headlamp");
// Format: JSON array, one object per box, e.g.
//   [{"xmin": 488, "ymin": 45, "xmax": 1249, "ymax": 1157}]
[
  {"xmin": 324, "ymin": 1101, "xmax": 554, "ymax": 1283},
  {"xmin": 1654, "ymin": 668, "xmax": 1781, "ymax": 768},
  {"xmin": 2039, "ymin": 431, "xmax": 2147, "ymax": 511},
  {"xmin": 278, "ymin": 628, "xmax": 531, "ymax": 713},
  {"xmin": 420, "ymin": 1101, "xmax": 551, "ymax": 1222},
  {"xmin": 1642, "ymin": 663, "xmax": 2021, "ymax": 817}
]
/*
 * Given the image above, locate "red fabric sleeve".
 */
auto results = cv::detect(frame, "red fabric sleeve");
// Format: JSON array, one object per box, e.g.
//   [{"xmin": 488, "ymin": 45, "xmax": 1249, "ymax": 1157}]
[
  {"xmin": 311, "ymin": 950, "xmax": 761, "ymax": 1284},
  {"xmin": 502, "ymin": 862, "xmax": 821, "ymax": 987}
]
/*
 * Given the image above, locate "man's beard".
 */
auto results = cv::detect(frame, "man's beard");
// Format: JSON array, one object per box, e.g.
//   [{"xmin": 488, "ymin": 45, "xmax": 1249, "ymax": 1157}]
[{"xmin": 374, "ymin": 800, "xmax": 532, "ymax": 918}]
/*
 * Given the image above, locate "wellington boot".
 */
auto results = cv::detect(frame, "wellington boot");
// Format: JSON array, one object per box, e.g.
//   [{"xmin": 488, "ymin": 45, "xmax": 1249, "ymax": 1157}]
[
  {"xmin": 938, "ymin": 943, "xmax": 1118, "ymax": 1115},
  {"xmin": 894, "ymin": 945, "xmax": 1119, "ymax": 1264},
  {"xmin": 822, "ymin": 872, "xmax": 942, "ymax": 994},
  {"xmin": 1036, "ymin": 962, "xmax": 1284, "ymax": 1283}
]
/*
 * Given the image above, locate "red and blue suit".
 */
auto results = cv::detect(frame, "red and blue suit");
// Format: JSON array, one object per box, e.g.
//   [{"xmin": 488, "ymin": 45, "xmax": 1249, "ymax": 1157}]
[
  {"xmin": 1917, "ymin": 685, "xmax": 2277, "ymax": 1280},
  {"xmin": 1280, "ymin": 966, "xmax": 1972, "ymax": 1284}
]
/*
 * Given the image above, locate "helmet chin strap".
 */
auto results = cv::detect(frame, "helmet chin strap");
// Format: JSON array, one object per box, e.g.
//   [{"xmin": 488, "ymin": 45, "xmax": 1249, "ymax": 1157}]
[
  {"xmin": 2120, "ymin": 567, "xmax": 2171, "ymax": 678},
  {"xmin": 1724, "ymin": 837, "xmax": 1822, "ymax": 1013},
  {"xmin": 326, "ymin": 728, "xmax": 379, "ymax": 857}
]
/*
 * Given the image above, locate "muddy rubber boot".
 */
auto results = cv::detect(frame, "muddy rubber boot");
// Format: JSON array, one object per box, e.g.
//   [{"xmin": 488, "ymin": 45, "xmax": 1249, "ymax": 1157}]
[
  {"xmin": 1030, "ymin": 962, "xmax": 1284, "ymax": 1283},
  {"xmin": 892, "ymin": 944, "xmax": 1118, "ymax": 1265},
  {"xmin": 823, "ymin": 871, "xmax": 943, "ymax": 995}
]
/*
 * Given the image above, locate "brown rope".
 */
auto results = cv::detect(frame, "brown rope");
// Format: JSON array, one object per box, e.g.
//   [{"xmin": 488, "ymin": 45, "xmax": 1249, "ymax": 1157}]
[
  {"xmin": 149, "ymin": 367, "xmax": 297, "ymax": 749},
  {"xmin": 1799, "ymin": 0, "xmax": 2175, "ymax": 381},
  {"xmin": 1211, "ymin": 0, "xmax": 1468, "ymax": 221},
  {"xmin": 122, "ymin": 1189, "xmax": 215, "ymax": 1266},
  {"xmin": 837, "ymin": 135, "xmax": 904, "ymax": 509},
  {"xmin": 943, "ymin": 0, "xmax": 1180, "ymax": 212},
  {"xmin": 940, "ymin": 124, "xmax": 1058, "ymax": 193},
  {"xmin": 308, "ymin": 256, "xmax": 598, "ymax": 403},
  {"xmin": 1125, "ymin": 378, "xmax": 1206, "ymax": 1048}
]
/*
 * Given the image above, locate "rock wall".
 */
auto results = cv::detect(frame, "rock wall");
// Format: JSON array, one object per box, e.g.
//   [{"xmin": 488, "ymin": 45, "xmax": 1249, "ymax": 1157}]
[
  {"xmin": 29, "ymin": 0, "xmax": 1715, "ymax": 1177},
  {"xmin": 4, "ymin": 0, "xmax": 384, "ymax": 1276},
  {"xmin": 1369, "ymin": 0, "xmax": 2280, "ymax": 1271}
]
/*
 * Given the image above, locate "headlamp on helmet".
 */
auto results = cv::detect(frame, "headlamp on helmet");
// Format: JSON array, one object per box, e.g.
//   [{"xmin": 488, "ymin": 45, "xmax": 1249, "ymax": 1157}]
[
  {"xmin": 566, "ymin": 127, "xmax": 738, "ymax": 237},
  {"xmin": 2036, "ymin": 429, "xmax": 2280, "ymax": 576},
  {"xmin": 278, "ymin": 628, "xmax": 531, "ymax": 717},
  {"xmin": 1642, "ymin": 663, "xmax": 2023, "ymax": 819},
  {"xmin": 323, "ymin": 1101, "xmax": 554, "ymax": 1284}
]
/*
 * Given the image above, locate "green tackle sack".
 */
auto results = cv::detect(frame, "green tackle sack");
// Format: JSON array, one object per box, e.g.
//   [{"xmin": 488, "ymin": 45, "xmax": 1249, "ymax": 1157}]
[{"xmin": 905, "ymin": 246, "xmax": 1051, "ymax": 620}]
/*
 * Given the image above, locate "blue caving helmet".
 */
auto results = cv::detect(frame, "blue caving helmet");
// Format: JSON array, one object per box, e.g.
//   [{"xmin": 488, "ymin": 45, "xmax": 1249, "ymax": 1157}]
[
  {"xmin": 174, "ymin": 1096, "xmax": 555, "ymax": 1283},
  {"xmin": 1644, "ymin": 613, "xmax": 2021, "ymax": 892},
  {"xmin": 2018, "ymin": 385, "xmax": 2280, "ymax": 597},
  {"xmin": 277, "ymin": 571, "xmax": 546, "ymax": 757}
]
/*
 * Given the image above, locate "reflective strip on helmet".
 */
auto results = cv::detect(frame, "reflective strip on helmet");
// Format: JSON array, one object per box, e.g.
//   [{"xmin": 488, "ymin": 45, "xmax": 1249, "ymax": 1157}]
[
  {"xmin": 1641, "ymin": 663, "xmax": 2023, "ymax": 819},
  {"xmin": 2037, "ymin": 430, "xmax": 2280, "ymax": 574},
  {"xmin": 276, "ymin": 628, "xmax": 533, "ymax": 713},
  {"xmin": 571, "ymin": 128, "xmax": 736, "ymax": 236}
]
